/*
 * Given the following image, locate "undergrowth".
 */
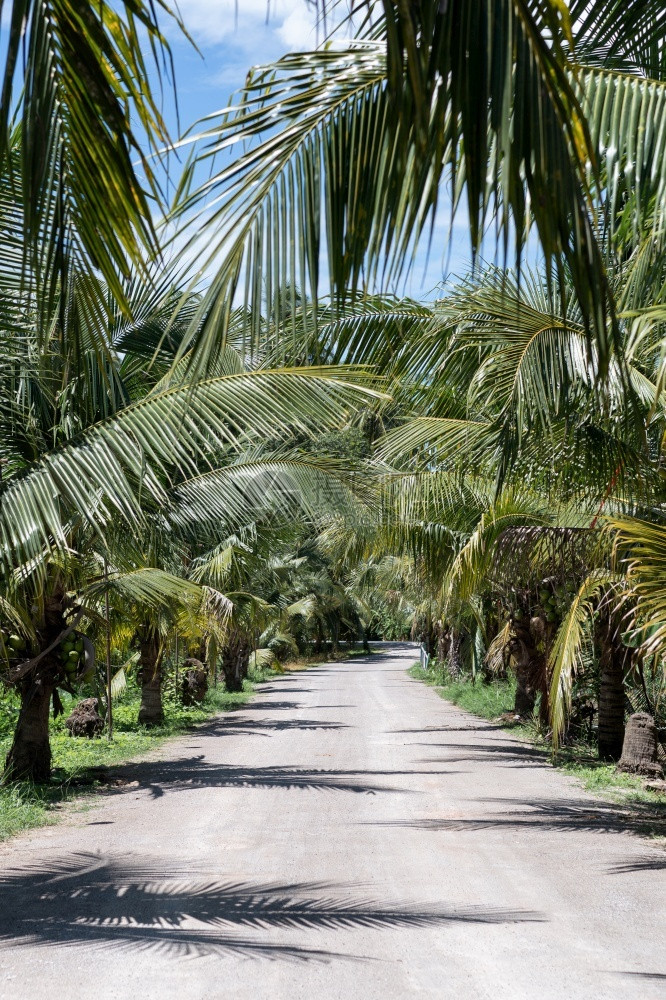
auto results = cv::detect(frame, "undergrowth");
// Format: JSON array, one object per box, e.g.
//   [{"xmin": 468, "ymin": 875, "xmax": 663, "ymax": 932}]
[{"xmin": 409, "ymin": 662, "xmax": 666, "ymax": 820}]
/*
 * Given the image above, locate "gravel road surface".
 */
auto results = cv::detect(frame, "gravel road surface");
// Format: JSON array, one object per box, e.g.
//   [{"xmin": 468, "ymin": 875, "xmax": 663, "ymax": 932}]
[{"xmin": 0, "ymin": 643, "xmax": 664, "ymax": 999}]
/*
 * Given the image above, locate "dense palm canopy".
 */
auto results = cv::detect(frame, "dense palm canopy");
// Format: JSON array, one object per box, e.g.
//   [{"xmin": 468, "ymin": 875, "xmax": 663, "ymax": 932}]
[
  {"xmin": 3, "ymin": 0, "xmax": 666, "ymax": 788},
  {"xmin": 174, "ymin": 0, "xmax": 666, "ymax": 377}
]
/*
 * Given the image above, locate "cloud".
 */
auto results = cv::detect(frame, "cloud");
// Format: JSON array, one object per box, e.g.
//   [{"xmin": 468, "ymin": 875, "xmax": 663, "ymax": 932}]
[
  {"xmin": 278, "ymin": 8, "xmax": 319, "ymax": 48},
  {"xmin": 173, "ymin": 0, "xmax": 317, "ymax": 50}
]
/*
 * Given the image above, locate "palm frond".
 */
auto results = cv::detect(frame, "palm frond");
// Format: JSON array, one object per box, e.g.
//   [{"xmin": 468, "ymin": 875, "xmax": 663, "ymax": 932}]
[
  {"xmin": 0, "ymin": 367, "xmax": 384, "ymax": 568},
  {"xmin": 610, "ymin": 516, "xmax": 666, "ymax": 655},
  {"xmin": 548, "ymin": 569, "xmax": 618, "ymax": 748},
  {"xmin": 83, "ymin": 568, "xmax": 201, "ymax": 611},
  {"xmin": 1, "ymin": 1, "xmax": 186, "ymax": 303}
]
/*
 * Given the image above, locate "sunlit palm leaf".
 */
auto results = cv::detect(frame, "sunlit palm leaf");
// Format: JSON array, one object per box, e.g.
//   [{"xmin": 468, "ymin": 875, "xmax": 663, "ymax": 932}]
[
  {"xmin": 83, "ymin": 567, "xmax": 201, "ymax": 610},
  {"xmin": 548, "ymin": 569, "xmax": 618, "ymax": 748},
  {"xmin": 610, "ymin": 516, "xmax": 666, "ymax": 655},
  {"xmin": 0, "ymin": 1, "xmax": 186, "ymax": 304},
  {"xmin": 0, "ymin": 367, "xmax": 384, "ymax": 568}
]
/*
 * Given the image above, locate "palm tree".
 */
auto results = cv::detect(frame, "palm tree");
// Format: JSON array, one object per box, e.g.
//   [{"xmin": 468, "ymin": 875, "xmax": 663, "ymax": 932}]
[
  {"xmin": 0, "ymin": 122, "xmax": 386, "ymax": 781},
  {"xmin": 0, "ymin": 1, "xmax": 187, "ymax": 305},
  {"xmin": 173, "ymin": 1, "xmax": 666, "ymax": 377}
]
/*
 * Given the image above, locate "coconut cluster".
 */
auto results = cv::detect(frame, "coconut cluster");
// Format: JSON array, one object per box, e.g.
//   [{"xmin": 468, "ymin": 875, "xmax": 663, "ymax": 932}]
[
  {"xmin": 1, "ymin": 631, "xmax": 27, "ymax": 656},
  {"xmin": 509, "ymin": 581, "xmax": 575, "ymax": 625},
  {"xmin": 536, "ymin": 583, "xmax": 574, "ymax": 623},
  {"xmin": 57, "ymin": 634, "xmax": 94, "ymax": 687}
]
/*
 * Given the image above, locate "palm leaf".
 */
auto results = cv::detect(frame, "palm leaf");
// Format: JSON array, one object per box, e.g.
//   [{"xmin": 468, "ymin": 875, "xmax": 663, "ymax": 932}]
[
  {"xmin": 548, "ymin": 569, "xmax": 618, "ymax": 748},
  {"xmin": 610, "ymin": 516, "xmax": 666, "ymax": 655},
  {"xmin": 83, "ymin": 568, "xmax": 201, "ymax": 610},
  {"xmin": 0, "ymin": 1, "xmax": 187, "ymax": 304},
  {"xmin": 0, "ymin": 367, "xmax": 384, "ymax": 568}
]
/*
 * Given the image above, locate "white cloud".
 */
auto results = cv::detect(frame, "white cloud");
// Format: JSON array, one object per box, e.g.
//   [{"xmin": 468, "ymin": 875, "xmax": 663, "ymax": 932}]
[
  {"xmin": 173, "ymin": 0, "xmax": 317, "ymax": 50},
  {"xmin": 277, "ymin": 7, "xmax": 319, "ymax": 49}
]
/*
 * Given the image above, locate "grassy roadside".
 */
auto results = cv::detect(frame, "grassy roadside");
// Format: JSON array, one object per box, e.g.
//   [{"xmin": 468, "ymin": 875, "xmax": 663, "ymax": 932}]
[
  {"xmin": 0, "ymin": 662, "xmax": 291, "ymax": 843},
  {"xmin": 408, "ymin": 663, "xmax": 666, "ymax": 820}
]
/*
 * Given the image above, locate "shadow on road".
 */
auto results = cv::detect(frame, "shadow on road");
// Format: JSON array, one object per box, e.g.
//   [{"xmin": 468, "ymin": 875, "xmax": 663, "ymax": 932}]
[
  {"xmin": 91, "ymin": 757, "xmax": 457, "ymax": 798},
  {"xmin": 390, "ymin": 725, "xmax": 509, "ymax": 734},
  {"xmin": 612, "ymin": 972, "xmax": 666, "ymax": 981},
  {"xmin": 368, "ymin": 797, "xmax": 666, "ymax": 837},
  {"xmin": 608, "ymin": 853, "xmax": 666, "ymax": 874},
  {"xmin": 0, "ymin": 852, "xmax": 545, "ymax": 961},
  {"xmin": 207, "ymin": 717, "xmax": 351, "ymax": 737},
  {"xmin": 412, "ymin": 740, "xmax": 551, "ymax": 768}
]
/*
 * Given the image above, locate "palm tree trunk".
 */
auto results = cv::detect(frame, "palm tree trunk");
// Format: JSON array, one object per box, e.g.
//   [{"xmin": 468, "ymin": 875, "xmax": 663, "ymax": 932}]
[
  {"xmin": 138, "ymin": 632, "xmax": 163, "ymax": 726},
  {"xmin": 3, "ymin": 586, "xmax": 68, "ymax": 783},
  {"xmin": 447, "ymin": 628, "xmax": 463, "ymax": 679},
  {"xmin": 596, "ymin": 617, "xmax": 629, "ymax": 761},
  {"xmin": 222, "ymin": 627, "xmax": 251, "ymax": 693},
  {"xmin": 509, "ymin": 620, "xmax": 542, "ymax": 717},
  {"xmin": 436, "ymin": 622, "xmax": 447, "ymax": 665},
  {"xmin": 4, "ymin": 677, "xmax": 54, "ymax": 782},
  {"xmin": 331, "ymin": 619, "xmax": 340, "ymax": 655}
]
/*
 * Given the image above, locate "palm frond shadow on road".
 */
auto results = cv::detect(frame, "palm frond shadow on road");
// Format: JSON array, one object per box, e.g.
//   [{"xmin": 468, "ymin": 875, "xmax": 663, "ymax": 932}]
[
  {"xmin": 368, "ymin": 797, "xmax": 666, "ymax": 837},
  {"xmin": 608, "ymin": 854, "xmax": 666, "ymax": 874},
  {"xmin": 207, "ymin": 717, "xmax": 351, "ymax": 736},
  {"xmin": 96, "ymin": 755, "xmax": 463, "ymax": 798},
  {"xmin": 0, "ymin": 853, "xmax": 545, "ymax": 961},
  {"xmin": 613, "ymin": 972, "xmax": 666, "ymax": 982}
]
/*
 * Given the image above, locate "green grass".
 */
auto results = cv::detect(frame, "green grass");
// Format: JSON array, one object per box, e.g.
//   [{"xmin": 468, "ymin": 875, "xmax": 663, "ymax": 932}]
[
  {"xmin": 409, "ymin": 662, "xmax": 666, "ymax": 823},
  {"xmin": 0, "ymin": 665, "xmax": 278, "ymax": 843},
  {"xmin": 409, "ymin": 664, "xmax": 519, "ymax": 721}
]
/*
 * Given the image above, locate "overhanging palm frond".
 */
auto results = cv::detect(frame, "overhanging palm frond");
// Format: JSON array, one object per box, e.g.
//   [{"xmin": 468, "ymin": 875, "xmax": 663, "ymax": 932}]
[
  {"xmin": 610, "ymin": 516, "xmax": 666, "ymax": 655},
  {"xmin": 378, "ymin": 417, "xmax": 497, "ymax": 469},
  {"xmin": 82, "ymin": 567, "xmax": 201, "ymax": 610},
  {"xmin": 446, "ymin": 492, "xmax": 555, "ymax": 606},
  {"xmin": 173, "ymin": 7, "xmax": 619, "ymax": 373},
  {"xmin": 1, "ymin": 1, "xmax": 186, "ymax": 303},
  {"xmin": 576, "ymin": 67, "xmax": 666, "ymax": 244},
  {"xmin": 0, "ymin": 367, "xmax": 385, "ymax": 569},
  {"xmin": 548, "ymin": 569, "xmax": 619, "ymax": 748},
  {"xmin": 569, "ymin": 1, "xmax": 666, "ymax": 77},
  {"xmin": 170, "ymin": 456, "xmax": 375, "ymax": 534}
]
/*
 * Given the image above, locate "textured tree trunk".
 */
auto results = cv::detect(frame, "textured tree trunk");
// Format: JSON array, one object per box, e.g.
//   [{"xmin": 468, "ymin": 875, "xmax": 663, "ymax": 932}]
[
  {"xmin": 618, "ymin": 713, "xmax": 663, "ymax": 777},
  {"xmin": 3, "ymin": 588, "xmax": 69, "ymax": 783},
  {"xmin": 509, "ymin": 619, "xmax": 543, "ymax": 717},
  {"xmin": 138, "ymin": 631, "xmax": 164, "ymax": 726},
  {"xmin": 447, "ymin": 629, "xmax": 463, "ymax": 679},
  {"xmin": 596, "ymin": 618, "xmax": 629, "ymax": 761},
  {"xmin": 222, "ymin": 627, "xmax": 251, "ymax": 693},
  {"xmin": 4, "ymin": 678, "xmax": 54, "ymax": 782},
  {"xmin": 436, "ymin": 622, "xmax": 447, "ymax": 664}
]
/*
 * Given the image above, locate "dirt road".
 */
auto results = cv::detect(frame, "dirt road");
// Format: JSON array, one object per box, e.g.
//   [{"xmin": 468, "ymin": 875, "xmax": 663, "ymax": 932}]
[{"xmin": 0, "ymin": 644, "xmax": 664, "ymax": 999}]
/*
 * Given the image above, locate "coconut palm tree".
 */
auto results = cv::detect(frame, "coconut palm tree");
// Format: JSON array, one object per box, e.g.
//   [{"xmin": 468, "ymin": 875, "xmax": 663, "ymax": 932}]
[
  {"xmin": 0, "ymin": 0, "xmax": 188, "ymax": 307},
  {"xmin": 371, "ymin": 253, "xmax": 666, "ymax": 754},
  {"xmin": 173, "ymin": 0, "xmax": 666, "ymax": 378},
  {"xmin": 0, "ymin": 116, "xmax": 387, "ymax": 781}
]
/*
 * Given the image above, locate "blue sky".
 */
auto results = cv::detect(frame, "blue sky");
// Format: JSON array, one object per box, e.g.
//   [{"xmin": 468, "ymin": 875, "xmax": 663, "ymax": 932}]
[{"xmin": 162, "ymin": 1, "xmax": 481, "ymax": 298}]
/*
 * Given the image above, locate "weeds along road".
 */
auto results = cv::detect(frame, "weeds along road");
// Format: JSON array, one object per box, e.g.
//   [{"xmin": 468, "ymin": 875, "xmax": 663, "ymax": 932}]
[{"xmin": 0, "ymin": 643, "xmax": 664, "ymax": 1000}]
